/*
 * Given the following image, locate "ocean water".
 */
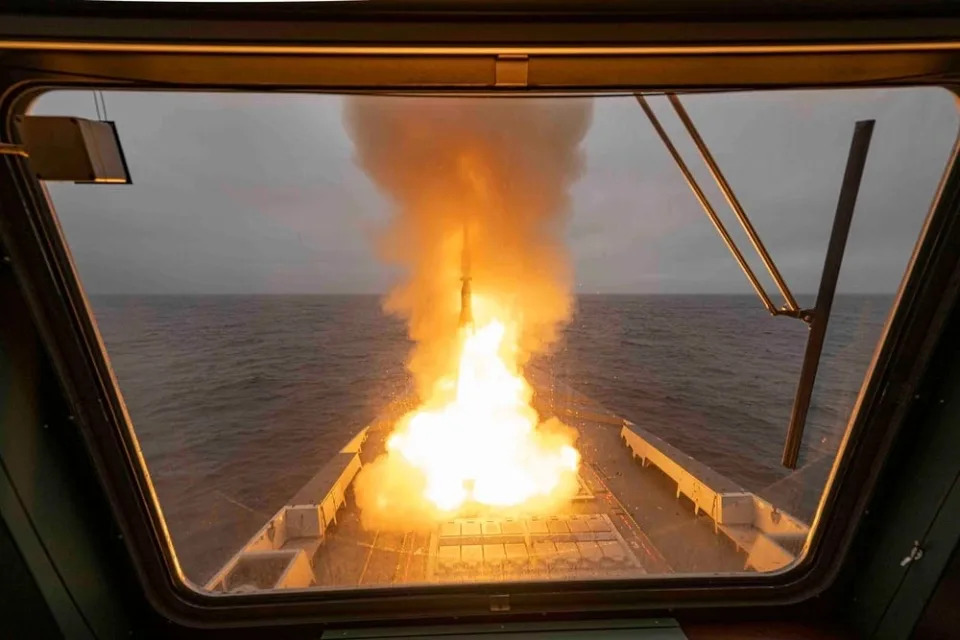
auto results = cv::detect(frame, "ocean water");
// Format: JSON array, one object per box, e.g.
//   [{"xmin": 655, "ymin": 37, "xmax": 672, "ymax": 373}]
[{"xmin": 90, "ymin": 294, "xmax": 890, "ymax": 583}]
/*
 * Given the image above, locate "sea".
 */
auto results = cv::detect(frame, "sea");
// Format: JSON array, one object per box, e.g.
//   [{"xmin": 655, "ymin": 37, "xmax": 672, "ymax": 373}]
[{"xmin": 89, "ymin": 294, "xmax": 891, "ymax": 583}]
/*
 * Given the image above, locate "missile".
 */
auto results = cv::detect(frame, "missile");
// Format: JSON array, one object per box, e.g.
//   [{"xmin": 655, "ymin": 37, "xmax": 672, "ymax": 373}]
[
  {"xmin": 459, "ymin": 221, "xmax": 474, "ymax": 329},
  {"xmin": 459, "ymin": 274, "xmax": 473, "ymax": 329}
]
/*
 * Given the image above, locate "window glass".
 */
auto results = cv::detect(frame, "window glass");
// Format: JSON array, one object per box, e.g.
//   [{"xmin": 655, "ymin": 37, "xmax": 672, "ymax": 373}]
[{"xmin": 32, "ymin": 88, "xmax": 957, "ymax": 591}]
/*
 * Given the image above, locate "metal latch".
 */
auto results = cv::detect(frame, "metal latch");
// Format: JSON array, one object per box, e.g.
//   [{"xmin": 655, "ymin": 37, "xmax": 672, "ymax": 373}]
[
  {"xmin": 495, "ymin": 55, "xmax": 528, "ymax": 87},
  {"xmin": 900, "ymin": 540, "xmax": 924, "ymax": 567},
  {"xmin": 489, "ymin": 594, "xmax": 510, "ymax": 612}
]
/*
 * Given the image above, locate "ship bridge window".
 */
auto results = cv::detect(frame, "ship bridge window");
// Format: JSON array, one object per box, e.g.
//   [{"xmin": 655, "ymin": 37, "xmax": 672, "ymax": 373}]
[{"xmin": 29, "ymin": 88, "xmax": 957, "ymax": 594}]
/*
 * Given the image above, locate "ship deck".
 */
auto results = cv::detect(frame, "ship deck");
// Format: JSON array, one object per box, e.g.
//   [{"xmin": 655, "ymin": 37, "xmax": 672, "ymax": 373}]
[
  {"xmin": 207, "ymin": 377, "xmax": 807, "ymax": 592},
  {"xmin": 309, "ymin": 411, "xmax": 742, "ymax": 588}
]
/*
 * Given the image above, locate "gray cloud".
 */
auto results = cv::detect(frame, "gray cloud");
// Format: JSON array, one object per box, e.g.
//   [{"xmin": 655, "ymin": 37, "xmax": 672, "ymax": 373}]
[{"xmin": 32, "ymin": 88, "xmax": 957, "ymax": 295}]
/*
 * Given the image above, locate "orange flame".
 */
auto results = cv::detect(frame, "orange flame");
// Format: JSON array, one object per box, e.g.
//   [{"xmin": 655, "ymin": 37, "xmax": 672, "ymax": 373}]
[{"xmin": 386, "ymin": 310, "xmax": 580, "ymax": 513}]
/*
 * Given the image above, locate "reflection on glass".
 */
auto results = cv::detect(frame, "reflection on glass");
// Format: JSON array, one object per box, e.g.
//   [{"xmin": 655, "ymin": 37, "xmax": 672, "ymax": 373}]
[{"xmin": 33, "ymin": 88, "xmax": 957, "ymax": 591}]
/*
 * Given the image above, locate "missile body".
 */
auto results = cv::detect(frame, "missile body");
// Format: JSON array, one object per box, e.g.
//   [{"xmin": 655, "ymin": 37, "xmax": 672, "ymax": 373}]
[
  {"xmin": 459, "ymin": 275, "xmax": 473, "ymax": 328},
  {"xmin": 459, "ymin": 219, "xmax": 474, "ymax": 330}
]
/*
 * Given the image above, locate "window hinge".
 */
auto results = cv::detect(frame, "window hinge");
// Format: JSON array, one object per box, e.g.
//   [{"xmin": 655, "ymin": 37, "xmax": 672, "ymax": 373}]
[{"xmin": 900, "ymin": 540, "xmax": 924, "ymax": 567}]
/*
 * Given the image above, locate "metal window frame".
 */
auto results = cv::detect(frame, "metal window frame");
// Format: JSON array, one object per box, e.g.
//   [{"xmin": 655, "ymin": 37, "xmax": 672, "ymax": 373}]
[{"xmin": 1, "ymin": 23, "xmax": 960, "ymax": 631}]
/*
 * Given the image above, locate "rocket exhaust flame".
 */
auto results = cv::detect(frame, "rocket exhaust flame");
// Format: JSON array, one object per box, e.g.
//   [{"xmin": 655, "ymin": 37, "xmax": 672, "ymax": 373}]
[{"xmin": 345, "ymin": 97, "xmax": 593, "ymax": 531}]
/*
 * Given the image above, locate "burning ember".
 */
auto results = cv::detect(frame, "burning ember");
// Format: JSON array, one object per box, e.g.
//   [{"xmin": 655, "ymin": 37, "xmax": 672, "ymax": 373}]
[{"xmin": 387, "ymin": 312, "xmax": 580, "ymax": 512}]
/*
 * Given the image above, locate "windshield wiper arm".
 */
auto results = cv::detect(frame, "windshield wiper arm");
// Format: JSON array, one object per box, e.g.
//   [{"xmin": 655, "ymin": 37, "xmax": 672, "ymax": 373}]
[
  {"xmin": 634, "ymin": 93, "xmax": 780, "ymax": 316},
  {"xmin": 634, "ymin": 93, "xmax": 875, "ymax": 469},
  {"xmin": 666, "ymin": 94, "xmax": 802, "ymax": 316},
  {"xmin": 783, "ymin": 119, "xmax": 875, "ymax": 469}
]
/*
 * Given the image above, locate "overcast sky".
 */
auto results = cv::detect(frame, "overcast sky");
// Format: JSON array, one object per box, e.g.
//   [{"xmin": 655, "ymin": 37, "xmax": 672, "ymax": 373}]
[{"xmin": 33, "ymin": 88, "xmax": 957, "ymax": 295}]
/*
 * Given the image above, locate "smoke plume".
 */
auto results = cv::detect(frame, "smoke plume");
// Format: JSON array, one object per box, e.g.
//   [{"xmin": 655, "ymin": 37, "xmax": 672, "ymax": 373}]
[{"xmin": 344, "ymin": 97, "xmax": 592, "ymax": 531}]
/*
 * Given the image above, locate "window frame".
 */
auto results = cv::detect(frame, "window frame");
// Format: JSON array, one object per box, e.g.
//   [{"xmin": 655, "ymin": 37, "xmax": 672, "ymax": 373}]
[{"xmin": 1, "ymin": 24, "xmax": 960, "ymax": 627}]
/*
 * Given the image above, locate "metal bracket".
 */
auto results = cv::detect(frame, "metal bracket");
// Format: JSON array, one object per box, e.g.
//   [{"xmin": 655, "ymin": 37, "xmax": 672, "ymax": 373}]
[
  {"xmin": 496, "ymin": 55, "xmax": 529, "ymax": 87},
  {"xmin": 778, "ymin": 306, "xmax": 816, "ymax": 324},
  {"xmin": 900, "ymin": 540, "xmax": 925, "ymax": 567},
  {"xmin": 14, "ymin": 116, "xmax": 132, "ymax": 184}
]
